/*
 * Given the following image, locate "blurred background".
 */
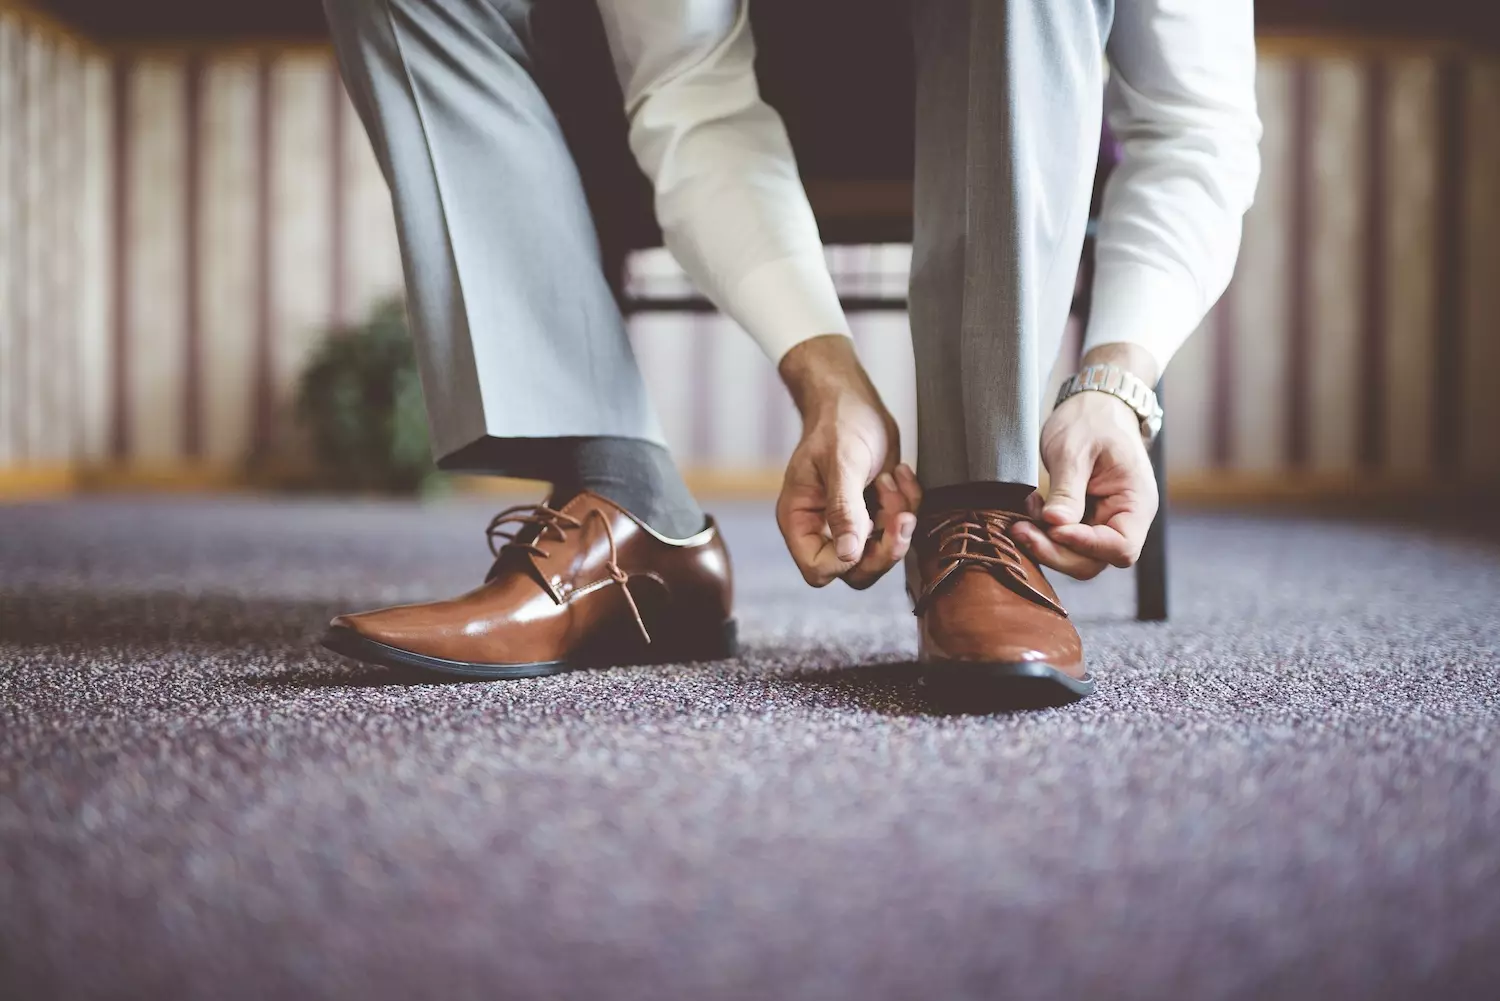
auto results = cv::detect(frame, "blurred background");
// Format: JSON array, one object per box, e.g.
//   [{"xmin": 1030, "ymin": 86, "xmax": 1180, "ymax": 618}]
[{"xmin": 0, "ymin": 0, "xmax": 1497, "ymax": 505}]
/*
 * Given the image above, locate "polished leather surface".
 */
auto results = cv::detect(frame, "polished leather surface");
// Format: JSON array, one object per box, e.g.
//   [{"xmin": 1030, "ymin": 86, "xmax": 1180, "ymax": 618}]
[
  {"xmin": 908, "ymin": 508, "xmax": 1085, "ymax": 677},
  {"xmin": 332, "ymin": 492, "xmax": 733, "ymax": 666}
]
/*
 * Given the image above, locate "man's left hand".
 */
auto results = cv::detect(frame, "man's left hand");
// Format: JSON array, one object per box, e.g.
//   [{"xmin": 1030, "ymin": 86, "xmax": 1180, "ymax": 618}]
[{"xmin": 1011, "ymin": 346, "xmax": 1160, "ymax": 581}]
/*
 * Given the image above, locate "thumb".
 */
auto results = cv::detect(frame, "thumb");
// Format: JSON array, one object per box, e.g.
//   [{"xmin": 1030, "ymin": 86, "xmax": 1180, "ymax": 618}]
[
  {"xmin": 824, "ymin": 442, "xmax": 873, "ymax": 563},
  {"xmin": 1043, "ymin": 441, "xmax": 1093, "ymax": 526}
]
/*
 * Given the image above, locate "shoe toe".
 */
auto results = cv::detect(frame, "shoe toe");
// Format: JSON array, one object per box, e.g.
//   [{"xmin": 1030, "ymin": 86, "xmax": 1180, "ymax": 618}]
[
  {"xmin": 920, "ymin": 587, "xmax": 1083, "ymax": 670},
  {"xmin": 327, "ymin": 605, "xmax": 431, "ymax": 651}
]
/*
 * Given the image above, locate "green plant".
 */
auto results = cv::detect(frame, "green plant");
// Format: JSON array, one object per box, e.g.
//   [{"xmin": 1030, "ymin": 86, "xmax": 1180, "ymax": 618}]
[{"xmin": 295, "ymin": 298, "xmax": 437, "ymax": 493}]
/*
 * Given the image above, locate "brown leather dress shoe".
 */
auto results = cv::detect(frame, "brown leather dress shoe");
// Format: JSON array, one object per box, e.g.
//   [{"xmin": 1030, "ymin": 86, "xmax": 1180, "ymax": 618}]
[
  {"xmin": 909, "ymin": 508, "xmax": 1094, "ymax": 705},
  {"xmin": 321, "ymin": 491, "xmax": 736, "ymax": 679}
]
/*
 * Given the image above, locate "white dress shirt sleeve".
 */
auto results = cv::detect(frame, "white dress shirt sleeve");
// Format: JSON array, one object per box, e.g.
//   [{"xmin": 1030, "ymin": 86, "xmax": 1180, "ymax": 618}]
[
  {"xmin": 1084, "ymin": 0, "xmax": 1263, "ymax": 376},
  {"xmin": 595, "ymin": 0, "xmax": 852, "ymax": 364}
]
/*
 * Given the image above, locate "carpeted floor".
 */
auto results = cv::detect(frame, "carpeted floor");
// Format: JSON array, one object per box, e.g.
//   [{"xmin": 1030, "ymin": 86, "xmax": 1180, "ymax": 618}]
[{"xmin": 2, "ymin": 495, "xmax": 1499, "ymax": 1001}]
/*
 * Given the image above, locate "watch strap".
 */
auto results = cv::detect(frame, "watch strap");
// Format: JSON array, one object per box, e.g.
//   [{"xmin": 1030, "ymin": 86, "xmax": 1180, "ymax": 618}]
[{"xmin": 1056, "ymin": 363, "xmax": 1163, "ymax": 443}]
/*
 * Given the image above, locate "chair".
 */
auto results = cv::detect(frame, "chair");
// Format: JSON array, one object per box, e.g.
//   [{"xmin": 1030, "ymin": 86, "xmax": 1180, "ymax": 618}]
[{"xmin": 541, "ymin": 0, "xmax": 1168, "ymax": 621}]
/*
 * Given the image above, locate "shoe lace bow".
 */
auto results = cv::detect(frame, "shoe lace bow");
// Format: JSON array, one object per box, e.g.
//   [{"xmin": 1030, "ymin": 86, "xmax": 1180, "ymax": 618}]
[{"xmin": 485, "ymin": 503, "xmax": 651, "ymax": 644}]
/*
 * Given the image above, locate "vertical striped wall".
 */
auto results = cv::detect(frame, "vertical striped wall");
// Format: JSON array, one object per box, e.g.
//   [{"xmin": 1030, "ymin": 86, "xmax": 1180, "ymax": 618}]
[
  {"xmin": 104, "ymin": 47, "xmax": 404, "ymax": 469},
  {"xmin": 1164, "ymin": 52, "xmax": 1500, "ymax": 482},
  {"xmin": 0, "ymin": 9, "xmax": 111, "ymax": 470},
  {"xmin": 1, "ymin": 19, "xmax": 1498, "ymax": 484}
]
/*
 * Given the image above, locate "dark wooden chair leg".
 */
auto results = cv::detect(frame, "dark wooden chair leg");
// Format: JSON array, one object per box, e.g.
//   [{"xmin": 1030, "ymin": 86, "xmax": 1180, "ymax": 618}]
[{"xmin": 1135, "ymin": 381, "xmax": 1168, "ymax": 622}]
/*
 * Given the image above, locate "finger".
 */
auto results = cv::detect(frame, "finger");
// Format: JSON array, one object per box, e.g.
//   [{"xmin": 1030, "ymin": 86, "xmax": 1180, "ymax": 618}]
[
  {"xmin": 842, "ymin": 475, "xmax": 916, "ymax": 589},
  {"xmin": 781, "ymin": 527, "xmax": 853, "ymax": 587},
  {"xmin": 1041, "ymin": 440, "xmax": 1094, "ymax": 527},
  {"xmin": 857, "ymin": 471, "xmax": 903, "ymax": 549},
  {"xmin": 1046, "ymin": 522, "xmax": 1138, "ymax": 568},
  {"xmin": 776, "ymin": 487, "xmax": 849, "ymax": 588},
  {"xmin": 894, "ymin": 462, "xmax": 923, "ymax": 513},
  {"xmin": 845, "ymin": 475, "xmax": 905, "ymax": 588},
  {"xmin": 893, "ymin": 511, "xmax": 916, "ymax": 559},
  {"xmin": 843, "ymin": 507, "xmax": 916, "ymax": 590},
  {"xmin": 875, "ymin": 470, "xmax": 903, "ymax": 516},
  {"xmin": 1049, "ymin": 491, "xmax": 1157, "ymax": 567},
  {"xmin": 1024, "ymin": 489, "xmax": 1045, "ymax": 521},
  {"xmin": 1011, "ymin": 520, "xmax": 1107, "ymax": 581},
  {"xmin": 824, "ymin": 443, "xmax": 875, "ymax": 564},
  {"xmin": 1100, "ymin": 492, "xmax": 1158, "ymax": 560}
]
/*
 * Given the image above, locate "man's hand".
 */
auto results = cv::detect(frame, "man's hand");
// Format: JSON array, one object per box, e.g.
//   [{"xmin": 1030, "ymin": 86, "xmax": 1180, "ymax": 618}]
[
  {"xmin": 776, "ymin": 335, "xmax": 922, "ymax": 589},
  {"xmin": 1012, "ymin": 344, "xmax": 1160, "ymax": 581}
]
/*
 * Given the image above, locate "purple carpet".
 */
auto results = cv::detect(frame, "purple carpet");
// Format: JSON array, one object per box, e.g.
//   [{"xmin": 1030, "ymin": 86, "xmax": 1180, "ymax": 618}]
[{"xmin": 3, "ymin": 496, "xmax": 1499, "ymax": 1000}]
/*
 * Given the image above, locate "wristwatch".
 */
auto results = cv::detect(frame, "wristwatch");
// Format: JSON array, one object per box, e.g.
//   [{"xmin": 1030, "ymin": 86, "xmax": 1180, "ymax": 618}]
[{"xmin": 1055, "ymin": 363, "xmax": 1163, "ymax": 445}]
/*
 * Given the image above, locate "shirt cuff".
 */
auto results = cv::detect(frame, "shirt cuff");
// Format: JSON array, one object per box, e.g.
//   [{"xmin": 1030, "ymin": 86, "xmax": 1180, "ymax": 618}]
[
  {"xmin": 1082, "ymin": 260, "xmax": 1206, "ymax": 378},
  {"xmin": 726, "ymin": 253, "xmax": 852, "ymax": 363}
]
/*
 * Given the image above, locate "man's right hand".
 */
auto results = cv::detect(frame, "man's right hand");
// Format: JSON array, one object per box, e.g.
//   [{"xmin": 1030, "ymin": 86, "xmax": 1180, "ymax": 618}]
[{"xmin": 775, "ymin": 335, "xmax": 922, "ymax": 589}]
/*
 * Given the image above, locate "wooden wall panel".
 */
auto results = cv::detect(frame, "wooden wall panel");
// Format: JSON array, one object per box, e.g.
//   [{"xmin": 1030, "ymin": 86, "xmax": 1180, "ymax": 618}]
[
  {"xmin": 1306, "ymin": 58, "xmax": 1368, "ymax": 473},
  {"xmin": 18, "ymin": 28, "xmax": 48, "ymax": 461},
  {"xmin": 0, "ymin": 12, "xmax": 98, "ymax": 467},
  {"xmin": 705, "ymin": 319, "xmax": 773, "ymax": 469},
  {"xmin": 1462, "ymin": 63, "xmax": 1500, "ymax": 479},
  {"xmin": 1231, "ymin": 57, "xmax": 1294, "ymax": 472},
  {"xmin": 1384, "ymin": 61, "xmax": 1438, "ymax": 475},
  {"xmin": 199, "ymin": 55, "xmax": 259, "ymax": 466},
  {"xmin": 1161, "ymin": 316, "xmax": 1215, "ymax": 474},
  {"xmin": 77, "ymin": 50, "xmax": 113, "ymax": 464},
  {"xmin": 339, "ymin": 82, "xmax": 402, "ymax": 328},
  {"xmin": 267, "ymin": 52, "xmax": 335, "ymax": 455},
  {"xmin": 853, "ymin": 311, "xmax": 917, "ymax": 470},
  {"xmin": 122, "ymin": 57, "xmax": 187, "ymax": 465},
  {"xmin": 0, "ymin": 14, "xmax": 19, "ymax": 467}
]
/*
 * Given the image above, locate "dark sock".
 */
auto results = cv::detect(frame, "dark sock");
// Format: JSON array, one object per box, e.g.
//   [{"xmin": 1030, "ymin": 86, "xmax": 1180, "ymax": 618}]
[
  {"xmin": 547, "ymin": 437, "xmax": 705, "ymax": 538},
  {"xmin": 439, "ymin": 435, "xmax": 706, "ymax": 539},
  {"xmin": 920, "ymin": 481, "xmax": 1036, "ymax": 516}
]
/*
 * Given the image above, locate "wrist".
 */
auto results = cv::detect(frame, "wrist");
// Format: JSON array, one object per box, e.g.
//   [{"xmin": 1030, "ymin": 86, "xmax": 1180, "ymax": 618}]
[
  {"xmin": 1057, "ymin": 346, "xmax": 1163, "ymax": 444},
  {"xmin": 778, "ymin": 334, "xmax": 879, "ymax": 423},
  {"xmin": 1078, "ymin": 342, "xmax": 1159, "ymax": 388},
  {"xmin": 1061, "ymin": 387, "xmax": 1143, "ymax": 437}
]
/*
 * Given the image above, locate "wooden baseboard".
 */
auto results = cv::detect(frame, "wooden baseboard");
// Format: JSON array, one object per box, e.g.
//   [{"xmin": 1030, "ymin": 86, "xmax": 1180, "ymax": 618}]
[
  {"xmin": 74, "ymin": 464, "xmax": 251, "ymax": 493},
  {"xmin": 5, "ymin": 464, "xmax": 1496, "ymax": 510},
  {"xmin": 0, "ymin": 466, "xmax": 78, "ymax": 500}
]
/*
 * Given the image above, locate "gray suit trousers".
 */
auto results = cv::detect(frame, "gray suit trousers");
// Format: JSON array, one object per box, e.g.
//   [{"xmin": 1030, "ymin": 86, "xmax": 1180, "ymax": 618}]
[
  {"xmin": 324, "ymin": 0, "xmax": 665, "ymax": 467},
  {"xmin": 911, "ymin": 0, "xmax": 1112, "ymax": 488}
]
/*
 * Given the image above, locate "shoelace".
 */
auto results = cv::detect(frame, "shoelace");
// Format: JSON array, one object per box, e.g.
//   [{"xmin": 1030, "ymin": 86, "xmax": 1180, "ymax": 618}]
[
  {"xmin": 485, "ymin": 503, "xmax": 651, "ymax": 644},
  {"xmin": 914, "ymin": 509, "xmax": 1030, "ymax": 614}
]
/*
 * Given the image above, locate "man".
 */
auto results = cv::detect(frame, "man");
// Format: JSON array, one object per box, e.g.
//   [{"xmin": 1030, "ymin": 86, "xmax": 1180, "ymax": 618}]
[{"xmin": 320, "ymin": 0, "xmax": 1259, "ymax": 703}]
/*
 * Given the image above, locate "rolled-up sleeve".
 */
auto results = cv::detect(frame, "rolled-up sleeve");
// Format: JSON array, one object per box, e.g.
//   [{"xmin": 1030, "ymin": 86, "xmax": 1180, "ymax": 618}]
[
  {"xmin": 596, "ymin": 0, "xmax": 851, "ymax": 363},
  {"xmin": 1084, "ymin": 0, "xmax": 1263, "ymax": 375}
]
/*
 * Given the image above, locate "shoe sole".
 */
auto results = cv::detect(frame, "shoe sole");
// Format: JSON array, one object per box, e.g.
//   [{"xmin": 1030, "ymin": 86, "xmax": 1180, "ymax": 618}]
[
  {"xmin": 319, "ymin": 620, "xmax": 740, "ymax": 680},
  {"xmin": 923, "ymin": 658, "xmax": 1095, "ymax": 708}
]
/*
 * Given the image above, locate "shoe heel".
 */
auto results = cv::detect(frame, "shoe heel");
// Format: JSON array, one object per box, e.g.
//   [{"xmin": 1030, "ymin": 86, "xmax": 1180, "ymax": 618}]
[{"xmin": 650, "ymin": 618, "xmax": 739, "ymax": 663}]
